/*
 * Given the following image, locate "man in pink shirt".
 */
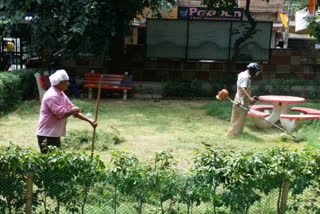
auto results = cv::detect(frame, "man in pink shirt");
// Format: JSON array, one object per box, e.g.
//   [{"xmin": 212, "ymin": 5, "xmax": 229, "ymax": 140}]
[{"xmin": 36, "ymin": 69, "xmax": 97, "ymax": 153}]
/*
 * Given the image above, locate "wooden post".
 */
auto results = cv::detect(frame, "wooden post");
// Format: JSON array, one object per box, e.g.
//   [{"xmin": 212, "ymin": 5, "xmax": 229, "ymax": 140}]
[
  {"xmin": 123, "ymin": 90, "xmax": 127, "ymax": 101},
  {"xmin": 279, "ymin": 179, "xmax": 290, "ymax": 214},
  {"xmin": 25, "ymin": 172, "xmax": 34, "ymax": 214},
  {"xmin": 91, "ymin": 75, "xmax": 103, "ymax": 158}
]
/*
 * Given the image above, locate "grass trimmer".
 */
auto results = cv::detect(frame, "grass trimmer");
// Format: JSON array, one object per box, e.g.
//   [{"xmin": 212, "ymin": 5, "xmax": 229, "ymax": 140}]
[
  {"xmin": 216, "ymin": 89, "xmax": 298, "ymax": 140},
  {"xmin": 91, "ymin": 75, "xmax": 103, "ymax": 158}
]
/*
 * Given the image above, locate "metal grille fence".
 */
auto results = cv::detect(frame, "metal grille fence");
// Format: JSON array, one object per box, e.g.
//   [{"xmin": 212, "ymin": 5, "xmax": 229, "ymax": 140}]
[
  {"xmin": 146, "ymin": 19, "xmax": 273, "ymax": 62},
  {"xmin": 1, "ymin": 145, "xmax": 320, "ymax": 214}
]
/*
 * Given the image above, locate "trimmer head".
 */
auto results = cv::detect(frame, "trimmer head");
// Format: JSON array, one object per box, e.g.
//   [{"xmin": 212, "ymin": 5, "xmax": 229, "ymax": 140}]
[{"xmin": 216, "ymin": 89, "xmax": 229, "ymax": 100}]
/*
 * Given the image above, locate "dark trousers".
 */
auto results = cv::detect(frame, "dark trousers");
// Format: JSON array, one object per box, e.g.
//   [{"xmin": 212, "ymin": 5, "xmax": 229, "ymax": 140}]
[{"xmin": 37, "ymin": 136, "xmax": 61, "ymax": 153}]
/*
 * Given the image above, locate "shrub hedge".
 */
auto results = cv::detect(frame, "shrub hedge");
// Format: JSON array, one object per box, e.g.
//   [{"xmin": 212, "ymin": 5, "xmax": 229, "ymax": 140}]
[
  {"xmin": 0, "ymin": 69, "xmax": 39, "ymax": 114},
  {"xmin": 252, "ymin": 79, "xmax": 320, "ymax": 100},
  {"xmin": 161, "ymin": 79, "xmax": 209, "ymax": 98},
  {"xmin": 1, "ymin": 145, "xmax": 320, "ymax": 214},
  {"xmin": 162, "ymin": 78, "xmax": 320, "ymax": 99}
]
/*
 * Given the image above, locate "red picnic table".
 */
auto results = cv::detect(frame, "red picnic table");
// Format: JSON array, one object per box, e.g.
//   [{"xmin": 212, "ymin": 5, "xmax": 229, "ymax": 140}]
[{"xmin": 248, "ymin": 95, "xmax": 320, "ymax": 132}]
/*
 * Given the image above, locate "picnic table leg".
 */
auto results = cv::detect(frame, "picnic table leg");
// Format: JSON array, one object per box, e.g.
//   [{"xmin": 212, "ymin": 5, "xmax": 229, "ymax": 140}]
[
  {"xmin": 266, "ymin": 102, "xmax": 289, "ymax": 123},
  {"xmin": 249, "ymin": 102, "xmax": 289, "ymax": 129},
  {"xmin": 267, "ymin": 102, "xmax": 300, "ymax": 132},
  {"xmin": 277, "ymin": 103, "xmax": 300, "ymax": 132},
  {"xmin": 280, "ymin": 118, "xmax": 300, "ymax": 133}
]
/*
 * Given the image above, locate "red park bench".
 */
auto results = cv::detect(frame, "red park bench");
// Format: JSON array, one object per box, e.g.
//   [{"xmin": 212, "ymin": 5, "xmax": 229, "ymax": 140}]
[{"xmin": 84, "ymin": 73, "xmax": 133, "ymax": 100}]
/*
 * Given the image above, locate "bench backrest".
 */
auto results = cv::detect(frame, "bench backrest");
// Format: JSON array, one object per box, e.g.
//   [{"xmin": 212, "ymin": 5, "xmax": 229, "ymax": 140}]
[
  {"xmin": 39, "ymin": 75, "xmax": 50, "ymax": 89},
  {"xmin": 85, "ymin": 73, "xmax": 132, "ymax": 87}
]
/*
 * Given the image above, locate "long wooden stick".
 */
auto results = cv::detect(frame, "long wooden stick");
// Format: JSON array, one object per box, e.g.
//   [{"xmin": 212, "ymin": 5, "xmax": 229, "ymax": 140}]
[{"xmin": 91, "ymin": 75, "xmax": 103, "ymax": 158}]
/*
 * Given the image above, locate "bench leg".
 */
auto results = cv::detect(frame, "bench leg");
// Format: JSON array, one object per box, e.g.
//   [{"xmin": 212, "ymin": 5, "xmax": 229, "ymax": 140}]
[
  {"xmin": 88, "ymin": 88, "xmax": 93, "ymax": 99},
  {"xmin": 123, "ymin": 90, "xmax": 127, "ymax": 101}
]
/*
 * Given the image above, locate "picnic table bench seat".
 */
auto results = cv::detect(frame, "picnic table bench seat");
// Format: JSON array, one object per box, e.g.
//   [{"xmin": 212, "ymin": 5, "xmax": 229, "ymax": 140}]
[
  {"xmin": 251, "ymin": 105, "xmax": 274, "ymax": 111},
  {"xmin": 290, "ymin": 107, "xmax": 320, "ymax": 115},
  {"xmin": 280, "ymin": 113, "xmax": 320, "ymax": 132},
  {"xmin": 248, "ymin": 105, "xmax": 273, "ymax": 118},
  {"xmin": 84, "ymin": 73, "xmax": 132, "ymax": 100},
  {"xmin": 280, "ymin": 114, "xmax": 320, "ymax": 120},
  {"xmin": 248, "ymin": 109, "xmax": 270, "ymax": 118},
  {"xmin": 247, "ymin": 105, "xmax": 273, "ymax": 129}
]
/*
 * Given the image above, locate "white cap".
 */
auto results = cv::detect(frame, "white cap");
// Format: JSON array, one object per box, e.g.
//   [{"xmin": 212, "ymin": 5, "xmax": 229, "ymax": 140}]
[{"xmin": 49, "ymin": 69, "xmax": 69, "ymax": 86}]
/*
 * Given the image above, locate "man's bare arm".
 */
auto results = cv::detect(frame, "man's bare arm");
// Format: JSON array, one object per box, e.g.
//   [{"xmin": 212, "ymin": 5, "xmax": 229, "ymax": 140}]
[{"xmin": 239, "ymin": 88, "xmax": 256, "ymax": 104}]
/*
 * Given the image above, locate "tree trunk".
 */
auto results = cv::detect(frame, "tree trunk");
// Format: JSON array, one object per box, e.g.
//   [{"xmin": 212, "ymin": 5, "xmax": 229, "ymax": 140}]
[
  {"xmin": 232, "ymin": 0, "xmax": 256, "ymax": 61},
  {"xmin": 109, "ymin": 20, "xmax": 126, "ymax": 74},
  {"xmin": 277, "ymin": 184, "xmax": 282, "ymax": 214},
  {"xmin": 25, "ymin": 172, "xmax": 34, "ymax": 214},
  {"xmin": 114, "ymin": 186, "xmax": 117, "ymax": 214},
  {"xmin": 279, "ymin": 179, "xmax": 290, "ymax": 214}
]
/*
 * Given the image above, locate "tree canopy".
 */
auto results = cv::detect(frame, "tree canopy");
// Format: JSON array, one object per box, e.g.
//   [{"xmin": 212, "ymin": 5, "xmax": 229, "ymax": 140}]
[{"xmin": 0, "ymin": 0, "xmax": 175, "ymax": 62}]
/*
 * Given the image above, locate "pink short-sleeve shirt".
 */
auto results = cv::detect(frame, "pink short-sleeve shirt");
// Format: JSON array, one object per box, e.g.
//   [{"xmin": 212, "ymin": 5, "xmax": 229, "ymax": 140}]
[{"xmin": 36, "ymin": 86, "xmax": 75, "ymax": 137}]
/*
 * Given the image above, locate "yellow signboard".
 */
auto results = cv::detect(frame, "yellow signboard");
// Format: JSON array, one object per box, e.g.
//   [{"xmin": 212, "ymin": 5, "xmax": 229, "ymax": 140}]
[{"xmin": 137, "ymin": 6, "xmax": 177, "ymax": 21}]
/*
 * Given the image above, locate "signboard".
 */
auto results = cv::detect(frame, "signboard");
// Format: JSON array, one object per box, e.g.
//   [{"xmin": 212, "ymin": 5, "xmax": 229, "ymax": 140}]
[
  {"xmin": 178, "ymin": 7, "xmax": 244, "ymax": 21},
  {"xmin": 136, "ymin": 6, "xmax": 178, "ymax": 22}
]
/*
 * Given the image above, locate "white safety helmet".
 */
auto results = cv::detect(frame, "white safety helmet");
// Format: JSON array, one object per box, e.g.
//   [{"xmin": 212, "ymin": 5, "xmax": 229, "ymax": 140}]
[{"xmin": 247, "ymin": 63, "xmax": 261, "ymax": 76}]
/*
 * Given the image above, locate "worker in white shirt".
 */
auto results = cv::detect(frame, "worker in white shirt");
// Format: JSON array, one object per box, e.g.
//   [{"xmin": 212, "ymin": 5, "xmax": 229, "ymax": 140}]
[{"xmin": 227, "ymin": 63, "xmax": 262, "ymax": 136}]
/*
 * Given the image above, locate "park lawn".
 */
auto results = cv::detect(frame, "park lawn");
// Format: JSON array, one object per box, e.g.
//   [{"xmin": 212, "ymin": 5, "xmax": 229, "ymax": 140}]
[{"xmin": 0, "ymin": 98, "xmax": 316, "ymax": 168}]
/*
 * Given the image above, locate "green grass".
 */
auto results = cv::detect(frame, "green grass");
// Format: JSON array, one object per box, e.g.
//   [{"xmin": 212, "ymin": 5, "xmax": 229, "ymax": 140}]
[{"xmin": 1, "ymin": 98, "xmax": 320, "ymax": 167}]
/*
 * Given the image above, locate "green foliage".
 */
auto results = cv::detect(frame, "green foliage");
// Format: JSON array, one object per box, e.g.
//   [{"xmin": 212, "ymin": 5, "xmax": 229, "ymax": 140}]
[
  {"xmin": 153, "ymin": 150, "xmax": 178, "ymax": 213},
  {"xmin": 62, "ymin": 128, "xmax": 125, "ymax": 151},
  {"xmin": 192, "ymin": 148, "xmax": 231, "ymax": 213},
  {"xmin": 0, "ymin": 69, "xmax": 38, "ymax": 114},
  {"xmin": 252, "ymin": 79, "xmax": 320, "ymax": 99},
  {"xmin": 0, "ymin": 72, "xmax": 22, "ymax": 112},
  {"xmin": 33, "ymin": 148, "xmax": 105, "ymax": 213},
  {"xmin": 0, "ymin": 144, "xmax": 36, "ymax": 214},
  {"xmin": 162, "ymin": 79, "xmax": 209, "ymax": 98},
  {"xmin": 10, "ymin": 69, "xmax": 39, "ymax": 100},
  {"xmin": 210, "ymin": 75, "xmax": 236, "ymax": 97},
  {"xmin": 1, "ymin": 145, "xmax": 320, "ymax": 213},
  {"xmin": 1, "ymin": 0, "xmax": 175, "ymax": 61}
]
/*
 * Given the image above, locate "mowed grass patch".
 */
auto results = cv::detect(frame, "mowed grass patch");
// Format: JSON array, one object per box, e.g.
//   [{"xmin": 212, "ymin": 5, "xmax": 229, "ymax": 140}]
[{"xmin": 1, "ymin": 98, "xmax": 320, "ymax": 167}]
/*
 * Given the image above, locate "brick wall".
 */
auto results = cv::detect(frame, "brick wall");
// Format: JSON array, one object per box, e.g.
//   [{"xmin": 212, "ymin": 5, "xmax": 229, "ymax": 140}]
[{"xmin": 122, "ymin": 48, "xmax": 320, "ymax": 82}]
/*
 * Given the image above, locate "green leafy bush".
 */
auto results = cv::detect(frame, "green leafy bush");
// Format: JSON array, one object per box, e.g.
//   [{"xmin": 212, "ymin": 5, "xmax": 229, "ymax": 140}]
[
  {"xmin": 162, "ymin": 79, "xmax": 209, "ymax": 98},
  {"xmin": 210, "ymin": 74, "xmax": 236, "ymax": 97},
  {"xmin": 0, "ymin": 144, "xmax": 36, "ymax": 213},
  {"xmin": 0, "ymin": 72, "xmax": 22, "ymax": 112},
  {"xmin": 0, "ymin": 69, "xmax": 38, "ymax": 114},
  {"xmin": 1, "ymin": 145, "xmax": 320, "ymax": 213},
  {"xmin": 11, "ymin": 69, "xmax": 38, "ymax": 100},
  {"xmin": 253, "ymin": 79, "xmax": 320, "ymax": 99}
]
